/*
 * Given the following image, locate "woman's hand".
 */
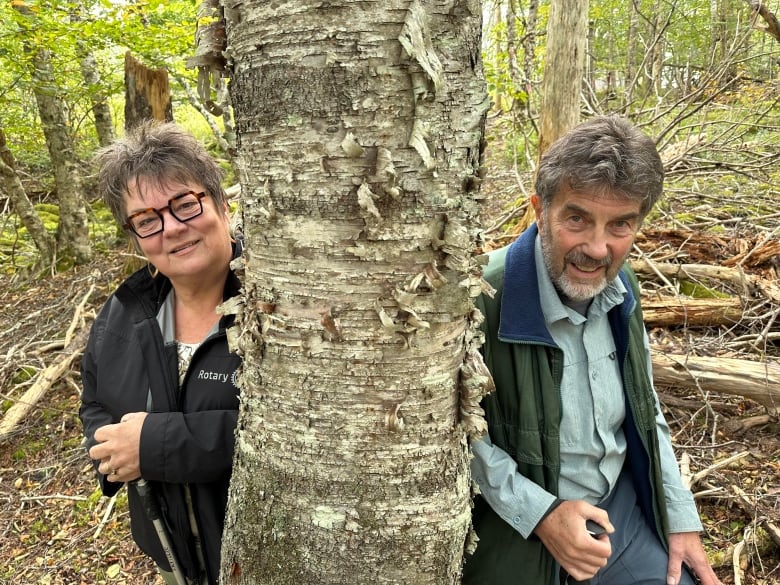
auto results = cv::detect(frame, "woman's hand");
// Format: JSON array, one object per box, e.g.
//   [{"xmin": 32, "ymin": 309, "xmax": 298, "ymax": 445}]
[{"xmin": 89, "ymin": 412, "xmax": 148, "ymax": 483}]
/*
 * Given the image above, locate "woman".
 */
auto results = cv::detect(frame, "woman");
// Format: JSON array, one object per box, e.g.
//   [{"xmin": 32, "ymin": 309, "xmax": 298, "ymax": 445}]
[{"xmin": 80, "ymin": 121, "xmax": 241, "ymax": 585}]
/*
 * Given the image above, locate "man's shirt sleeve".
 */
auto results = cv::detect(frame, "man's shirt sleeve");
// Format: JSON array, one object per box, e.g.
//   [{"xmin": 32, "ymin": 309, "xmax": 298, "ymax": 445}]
[{"xmin": 470, "ymin": 433, "xmax": 558, "ymax": 538}]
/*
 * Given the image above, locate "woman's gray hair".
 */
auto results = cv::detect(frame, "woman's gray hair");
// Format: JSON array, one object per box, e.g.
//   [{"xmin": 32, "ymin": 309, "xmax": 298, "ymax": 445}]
[
  {"xmin": 94, "ymin": 120, "xmax": 227, "ymax": 226},
  {"xmin": 535, "ymin": 115, "xmax": 664, "ymax": 218}
]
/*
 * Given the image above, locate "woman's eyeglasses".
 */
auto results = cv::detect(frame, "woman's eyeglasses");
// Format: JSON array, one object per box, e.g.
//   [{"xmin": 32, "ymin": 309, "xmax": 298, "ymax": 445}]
[{"xmin": 123, "ymin": 191, "xmax": 207, "ymax": 238}]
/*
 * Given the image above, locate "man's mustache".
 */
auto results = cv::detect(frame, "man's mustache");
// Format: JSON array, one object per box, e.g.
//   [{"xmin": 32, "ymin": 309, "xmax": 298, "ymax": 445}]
[{"xmin": 564, "ymin": 250, "xmax": 613, "ymax": 269}]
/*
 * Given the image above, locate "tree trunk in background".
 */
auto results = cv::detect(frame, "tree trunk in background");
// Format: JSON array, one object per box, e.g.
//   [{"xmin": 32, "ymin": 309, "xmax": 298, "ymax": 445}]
[
  {"xmin": 31, "ymin": 48, "xmax": 92, "ymax": 266},
  {"xmin": 624, "ymin": 1, "xmax": 639, "ymax": 106},
  {"xmin": 649, "ymin": 0, "xmax": 665, "ymax": 95},
  {"xmin": 0, "ymin": 126, "xmax": 55, "ymax": 268},
  {"xmin": 712, "ymin": 0, "xmax": 745, "ymax": 81},
  {"xmin": 79, "ymin": 49, "xmax": 115, "ymax": 148},
  {"xmin": 537, "ymin": 0, "xmax": 588, "ymax": 157},
  {"xmin": 505, "ymin": 0, "xmax": 523, "ymax": 113},
  {"xmin": 220, "ymin": 0, "xmax": 490, "ymax": 583},
  {"xmin": 71, "ymin": 7, "xmax": 114, "ymax": 147},
  {"xmin": 124, "ymin": 52, "xmax": 173, "ymax": 129},
  {"xmin": 13, "ymin": 2, "xmax": 92, "ymax": 267},
  {"xmin": 184, "ymin": 0, "xmax": 236, "ymax": 155},
  {"xmin": 522, "ymin": 0, "xmax": 540, "ymax": 117},
  {"xmin": 510, "ymin": 0, "xmax": 587, "ymax": 232}
]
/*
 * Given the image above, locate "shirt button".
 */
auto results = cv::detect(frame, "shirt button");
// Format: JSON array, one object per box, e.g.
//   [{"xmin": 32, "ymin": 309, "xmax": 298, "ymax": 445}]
[{"xmin": 513, "ymin": 516, "xmax": 521, "ymax": 525}]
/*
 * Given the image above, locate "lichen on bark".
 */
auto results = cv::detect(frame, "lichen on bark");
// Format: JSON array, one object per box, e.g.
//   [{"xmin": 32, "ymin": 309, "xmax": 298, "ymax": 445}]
[{"xmin": 220, "ymin": 1, "xmax": 490, "ymax": 583}]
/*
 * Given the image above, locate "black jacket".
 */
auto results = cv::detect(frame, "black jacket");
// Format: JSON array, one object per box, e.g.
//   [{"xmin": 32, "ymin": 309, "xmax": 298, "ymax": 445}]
[{"xmin": 80, "ymin": 255, "xmax": 242, "ymax": 584}]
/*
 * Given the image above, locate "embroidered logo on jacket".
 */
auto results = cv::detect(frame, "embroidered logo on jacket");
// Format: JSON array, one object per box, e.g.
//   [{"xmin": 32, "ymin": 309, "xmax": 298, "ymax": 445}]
[{"xmin": 196, "ymin": 369, "xmax": 234, "ymax": 385}]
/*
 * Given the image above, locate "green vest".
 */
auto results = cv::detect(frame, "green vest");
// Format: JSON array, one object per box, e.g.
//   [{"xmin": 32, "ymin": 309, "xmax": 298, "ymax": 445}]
[{"xmin": 463, "ymin": 231, "xmax": 669, "ymax": 585}]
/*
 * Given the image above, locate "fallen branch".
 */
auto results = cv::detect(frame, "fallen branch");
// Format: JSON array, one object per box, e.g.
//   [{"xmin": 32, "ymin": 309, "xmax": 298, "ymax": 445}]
[
  {"xmin": 733, "ymin": 531, "xmax": 747, "ymax": 585},
  {"xmin": 730, "ymin": 484, "xmax": 780, "ymax": 572},
  {"xmin": 20, "ymin": 494, "xmax": 90, "ymax": 503},
  {"xmin": 680, "ymin": 450, "xmax": 751, "ymax": 490},
  {"xmin": 723, "ymin": 229, "xmax": 780, "ymax": 268},
  {"xmin": 724, "ymin": 413, "xmax": 775, "ymax": 435},
  {"xmin": 643, "ymin": 296, "xmax": 743, "ymax": 327},
  {"xmin": 658, "ymin": 391, "xmax": 738, "ymax": 414},
  {"xmin": 746, "ymin": 0, "xmax": 780, "ymax": 42},
  {"xmin": 652, "ymin": 353, "xmax": 780, "ymax": 411},
  {"xmin": 632, "ymin": 258, "xmax": 780, "ymax": 306},
  {"xmin": 93, "ymin": 494, "xmax": 117, "ymax": 540},
  {"xmin": 0, "ymin": 286, "xmax": 94, "ymax": 443},
  {"xmin": 631, "ymin": 259, "xmax": 749, "ymax": 290},
  {"xmin": 767, "ymin": 521, "xmax": 780, "ymax": 549}
]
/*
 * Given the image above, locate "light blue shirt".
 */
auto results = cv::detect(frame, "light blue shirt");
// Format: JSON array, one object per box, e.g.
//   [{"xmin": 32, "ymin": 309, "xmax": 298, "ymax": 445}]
[
  {"xmin": 543, "ymin": 246, "xmax": 627, "ymax": 503},
  {"xmin": 471, "ymin": 236, "xmax": 702, "ymax": 538}
]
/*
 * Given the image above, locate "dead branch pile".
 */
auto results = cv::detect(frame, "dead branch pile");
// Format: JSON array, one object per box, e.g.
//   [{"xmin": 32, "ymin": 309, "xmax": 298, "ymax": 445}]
[{"xmin": 0, "ymin": 261, "xmax": 120, "ymax": 443}]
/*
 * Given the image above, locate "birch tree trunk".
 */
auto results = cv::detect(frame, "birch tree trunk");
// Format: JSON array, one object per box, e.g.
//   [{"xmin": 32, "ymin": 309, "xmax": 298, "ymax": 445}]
[
  {"xmin": 0, "ymin": 126, "xmax": 55, "ymax": 267},
  {"xmin": 536, "ymin": 0, "xmax": 588, "ymax": 157},
  {"xmin": 79, "ymin": 49, "xmax": 115, "ymax": 148},
  {"xmin": 71, "ymin": 7, "xmax": 115, "ymax": 147},
  {"xmin": 13, "ymin": 2, "xmax": 92, "ymax": 267},
  {"xmin": 219, "ymin": 1, "xmax": 490, "ymax": 583},
  {"xmin": 31, "ymin": 48, "xmax": 92, "ymax": 266}
]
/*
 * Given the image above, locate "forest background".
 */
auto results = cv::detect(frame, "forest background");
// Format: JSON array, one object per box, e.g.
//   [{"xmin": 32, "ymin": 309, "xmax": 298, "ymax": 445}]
[{"xmin": 0, "ymin": 0, "xmax": 777, "ymax": 584}]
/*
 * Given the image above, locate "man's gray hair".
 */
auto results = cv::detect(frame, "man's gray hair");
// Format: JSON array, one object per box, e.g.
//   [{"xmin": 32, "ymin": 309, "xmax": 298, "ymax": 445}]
[{"xmin": 535, "ymin": 115, "xmax": 664, "ymax": 218}]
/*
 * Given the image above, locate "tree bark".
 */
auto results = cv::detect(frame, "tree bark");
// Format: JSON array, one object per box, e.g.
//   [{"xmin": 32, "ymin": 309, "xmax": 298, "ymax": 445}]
[
  {"xmin": 220, "ymin": 1, "xmax": 489, "ymax": 583},
  {"xmin": 79, "ymin": 49, "xmax": 115, "ymax": 148},
  {"xmin": 537, "ymin": 0, "xmax": 588, "ymax": 157},
  {"xmin": 123, "ymin": 52, "xmax": 173, "ymax": 129},
  {"xmin": 31, "ymin": 49, "xmax": 92, "ymax": 266},
  {"xmin": 0, "ymin": 126, "xmax": 55, "ymax": 268}
]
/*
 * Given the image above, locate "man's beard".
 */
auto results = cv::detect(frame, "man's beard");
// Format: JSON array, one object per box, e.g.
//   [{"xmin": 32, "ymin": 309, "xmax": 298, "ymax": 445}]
[{"xmin": 540, "ymin": 225, "xmax": 616, "ymax": 302}]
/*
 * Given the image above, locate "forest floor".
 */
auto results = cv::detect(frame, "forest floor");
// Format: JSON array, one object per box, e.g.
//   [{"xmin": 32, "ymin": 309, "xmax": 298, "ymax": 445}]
[{"xmin": 0, "ymin": 117, "xmax": 778, "ymax": 584}]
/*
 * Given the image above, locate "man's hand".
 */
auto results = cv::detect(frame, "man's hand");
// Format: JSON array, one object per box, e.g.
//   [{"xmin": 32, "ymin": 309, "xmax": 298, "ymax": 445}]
[
  {"xmin": 88, "ymin": 412, "xmax": 148, "ymax": 483},
  {"xmin": 534, "ymin": 499, "xmax": 615, "ymax": 581},
  {"xmin": 667, "ymin": 532, "xmax": 722, "ymax": 585}
]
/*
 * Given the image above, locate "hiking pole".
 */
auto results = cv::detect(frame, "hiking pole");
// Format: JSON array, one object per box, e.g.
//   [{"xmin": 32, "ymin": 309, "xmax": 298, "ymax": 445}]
[{"xmin": 133, "ymin": 478, "xmax": 188, "ymax": 585}]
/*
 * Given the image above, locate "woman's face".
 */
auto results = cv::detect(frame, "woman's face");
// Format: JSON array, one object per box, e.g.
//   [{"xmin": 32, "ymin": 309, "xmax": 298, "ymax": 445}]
[{"xmin": 124, "ymin": 178, "xmax": 232, "ymax": 286}]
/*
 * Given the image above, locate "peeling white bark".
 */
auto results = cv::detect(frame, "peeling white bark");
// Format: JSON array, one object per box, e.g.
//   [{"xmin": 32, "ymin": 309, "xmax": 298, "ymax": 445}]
[{"xmin": 220, "ymin": 1, "xmax": 489, "ymax": 583}]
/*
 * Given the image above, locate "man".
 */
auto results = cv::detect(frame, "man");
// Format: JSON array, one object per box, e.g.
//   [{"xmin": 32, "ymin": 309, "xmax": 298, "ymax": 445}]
[{"xmin": 463, "ymin": 116, "xmax": 721, "ymax": 585}]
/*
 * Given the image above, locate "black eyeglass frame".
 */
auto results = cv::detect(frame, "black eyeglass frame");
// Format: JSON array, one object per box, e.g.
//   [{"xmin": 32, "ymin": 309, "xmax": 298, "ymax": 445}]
[{"xmin": 123, "ymin": 191, "xmax": 208, "ymax": 238}]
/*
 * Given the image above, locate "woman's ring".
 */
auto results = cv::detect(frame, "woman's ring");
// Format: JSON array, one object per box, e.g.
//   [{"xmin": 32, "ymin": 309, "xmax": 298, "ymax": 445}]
[{"xmin": 111, "ymin": 469, "xmax": 118, "ymax": 476}]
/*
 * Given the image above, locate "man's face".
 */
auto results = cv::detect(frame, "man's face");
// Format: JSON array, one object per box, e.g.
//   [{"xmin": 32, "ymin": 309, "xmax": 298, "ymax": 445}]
[{"xmin": 532, "ymin": 186, "xmax": 643, "ymax": 302}]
